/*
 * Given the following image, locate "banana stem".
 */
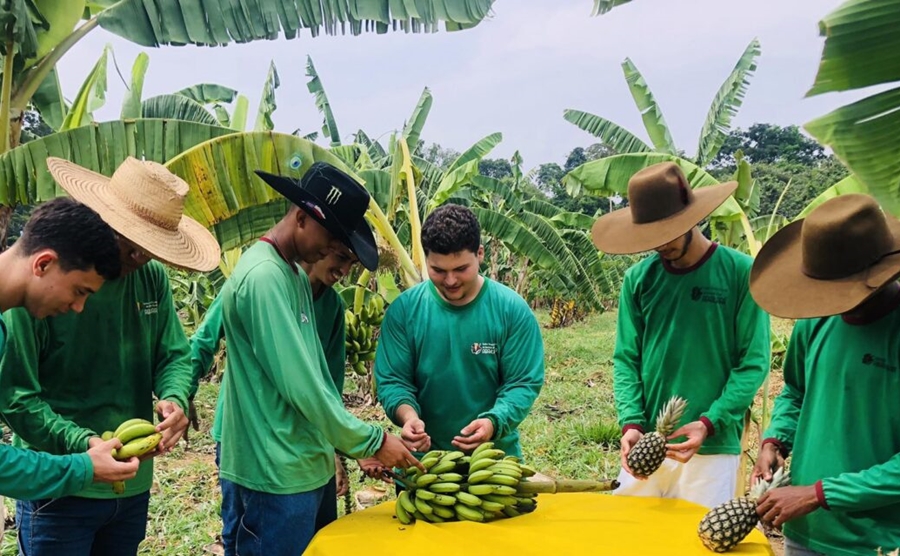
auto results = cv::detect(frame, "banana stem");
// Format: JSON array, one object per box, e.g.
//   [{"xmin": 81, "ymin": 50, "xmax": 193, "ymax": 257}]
[
  {"xmin": 353, "ymin": 270, "xmax": 370, "ymax": 313},
  {"xmin": 516, "ymin": 479, "xmax": 620, "ymax": 494}
]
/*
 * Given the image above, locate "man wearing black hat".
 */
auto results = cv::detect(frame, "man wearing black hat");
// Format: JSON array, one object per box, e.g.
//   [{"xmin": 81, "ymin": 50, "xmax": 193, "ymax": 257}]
[{"xmin": 216, "ymin": 162, "xmax": 419, "ymax": 556}]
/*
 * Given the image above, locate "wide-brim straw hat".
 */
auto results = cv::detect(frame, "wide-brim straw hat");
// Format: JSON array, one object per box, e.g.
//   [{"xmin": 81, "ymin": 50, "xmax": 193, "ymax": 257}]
[
  {"xmin": 591, "ymin": 162, "xmax": 737, "ymax": 254},
  {"xmin": 47, "ymin": 156, "xmax": 221, "ymax": 272},
  {"xmin": 750, "ymin": 194, "xmax": 900, "ymax": 319}
]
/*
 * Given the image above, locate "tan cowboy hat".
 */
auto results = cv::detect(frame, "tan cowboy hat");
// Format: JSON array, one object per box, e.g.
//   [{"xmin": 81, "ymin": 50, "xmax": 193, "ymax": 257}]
[
  {"xmin": 47, "ymin": 156, "xmax": 221, "ymax": 272},
  {"xmin": 591, "ymin": 162, "xmax": 737, "ymax": 254},
  {"xmin": 750, "ymin": 194, "xmax": 900, "ymax": 319}
]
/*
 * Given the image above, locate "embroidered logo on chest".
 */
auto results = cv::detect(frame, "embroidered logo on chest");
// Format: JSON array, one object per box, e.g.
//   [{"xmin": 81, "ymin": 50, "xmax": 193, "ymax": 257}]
[
  {"xmin": 862, "ymin": 353, "xmax": 898, "ymax": 372},
  {"xmin": 136, "ymin": 301, "xmax": 158, "ymax": 316},
  {"xmin": 471, "ymin": 342, "xmax": 497, "ymax": 355},
  {"xmin": 690, "ymin": 286, "xmax": 727, "ymax": 305}
]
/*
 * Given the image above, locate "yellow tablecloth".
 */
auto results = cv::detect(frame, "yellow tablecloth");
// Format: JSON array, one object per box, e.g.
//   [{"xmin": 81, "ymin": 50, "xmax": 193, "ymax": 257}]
[{"xmin": 305, "ymin": 493, "xmax": 773, "ymax": 555}]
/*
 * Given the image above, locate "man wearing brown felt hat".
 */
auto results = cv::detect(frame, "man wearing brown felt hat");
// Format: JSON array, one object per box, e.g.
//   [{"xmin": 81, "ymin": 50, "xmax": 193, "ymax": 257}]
[
  {"xmin": 749, "ymin": 194, "xmax": 900, "ymax": 556},
  {"xmin": 594, "ymin": 162, "xmax": 770, "ymax": 508}
]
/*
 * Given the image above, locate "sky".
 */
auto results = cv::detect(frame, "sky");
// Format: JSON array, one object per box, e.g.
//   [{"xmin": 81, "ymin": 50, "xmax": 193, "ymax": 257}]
[{"xmin": 58, "ymin": 0, "xmax": 862, "ymax": 170}]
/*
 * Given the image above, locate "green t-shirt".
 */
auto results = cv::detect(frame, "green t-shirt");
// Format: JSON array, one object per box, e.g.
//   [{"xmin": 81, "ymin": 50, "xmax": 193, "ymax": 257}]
[
  {"xmin": 0, "ymin": 315, "xmax": 94, "ymax": 500},
  {"xmin": 217, "ymin": 241, "xmax": 381, "ymax": 494},
  {"xmin": 614, "ymin": 244, "xmax": 770, "ymax": 455},
  {"xmin": 0, "ymin": 261, "xmax": 192, "ymax": 498},
  {"xmin": 765, "ymin": 295, "xmax": 900, "ymax": 556},
  {"xmin": 374, "ymin": 278, "xmax": 545, "ymax": 457},
  {"xmin": 191, "ymin": 283, "xmax": 346, "ymax": 443}
]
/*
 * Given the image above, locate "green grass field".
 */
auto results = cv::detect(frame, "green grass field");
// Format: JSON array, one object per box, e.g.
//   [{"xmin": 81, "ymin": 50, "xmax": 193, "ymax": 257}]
[{"xmin": 0, "ymin": 310, "xmax": 781, "ymax": 554}]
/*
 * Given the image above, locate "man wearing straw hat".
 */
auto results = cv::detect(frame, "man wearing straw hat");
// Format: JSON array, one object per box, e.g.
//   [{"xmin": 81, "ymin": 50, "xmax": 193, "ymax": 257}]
[
  {"xmin": 0, "ymin": 198, "xmax": 140, "ymax": 500},
  {"xmin": 0, "ymin": 157, "xmax": 221, "ymax": 555},
  {"xmin": 593, "ymin": 162, "xmax": 770, "ymax": 508},
  {"xmin": 217, "ymin": 162, "xmax": 418, "ymax": 556},
  {"xmin": 749, "ymin": 194, "xmax": 900, "ymax": 556}
]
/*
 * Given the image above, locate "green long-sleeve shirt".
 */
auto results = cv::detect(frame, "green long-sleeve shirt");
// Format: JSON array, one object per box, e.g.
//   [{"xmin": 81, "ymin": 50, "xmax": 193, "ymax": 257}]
[
  {"xmin": 0, "ymin": 260, "xmax": 192, "ymax": 498},
  {"xmin": 614, "ymin": 244, "xmax": 770, "ymax": 455},
  {"xmin": 217, "ymin": 242, "xmax": 381, "ymax": 494},
  {"xmin": 374, "ymin": 278, "xmax": 544, "ymax": 458},
  {"xmin": 764, "ymin": 297, "xmax": 900, "ymax": 555},
  {"xmin": 190, "ymin": 284, "xmax": 346, "ymax": 442},
  {"xmin": 0, "ymin": 316, "xmax": 95, "ymax": 500}
]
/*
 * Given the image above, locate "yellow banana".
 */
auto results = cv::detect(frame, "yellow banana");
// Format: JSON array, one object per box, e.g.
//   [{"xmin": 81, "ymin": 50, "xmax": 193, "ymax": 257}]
[
  {"xmin": 502, "ymin": 506, "xmax": 522, "ymax": 518},
  {"xmin": 471, "ymin": 442, "xmax": 495, "ymax": 458},
  {"xmin": 519, "ymin": 464, "xmax": 538, "ymax": 478},
  {"xmin": 427, "ymin": 482, "xmax": 460, "ymax": 494},
  {"xmin": 415, "ymin": 474, "xmax": 438, "ymax": 487},
  {"xmin": 115, "ymin": 423, "xmax": 158, "ymax": 444},
  {"xmin": 468, "ymin": 483, "xmax": 517, "ymax": 496},
  {"xmin": 454, "ymin": 504, "xmax": 485, "ymax": 522},
  {"xmin": 468, "ymin": 457, "xmax": 499, "ymax": 473},
  {"xmin": 430, "ymin": 493, "xmax": 457, "ymax": 507},
  {"xmin": 455, "ymin": 491, "xmax": 482, "ymax": 507},
  {"xmin": 467, "ymin": 470, "xmax": 494, "ymax": 484},
  {"xmin": 413, "ymin": 496, "xmax": 434, "ymax": 515},
  {"xmin": 101, "ymin": 431, "xmax": 114, "ymax": 441},
  {"xmin": 482, "ymin": 494, "xmax": 518, "ymax": 507},
  {"xmin": 113, "ymin": 418, "xmax": 153, "ymax": 438},
  {"xmin": 395, "ymin": 492, "xmax": 414, "ymax": 524},
  {"xmin": 480, "ymin": 500, "xmax": 505, "ymax": 513},
  {"xmin": 431, "ymin": 504, "xmax": 455, "ymax": 519},
  {"xmin": 415, "ymin": 488, "xmax": 436, "ymax": 501},
  {"xmin": 484, "ymin": 474, "xmax": 519, "ymax": 487},
  {"xmin": 439, "ymin": 451, "xmax": 465, "ymax": 463},
  {"xmin": 112, "ymin": 481, "xmax": 125, "ymax": 495},
  {"xmin": 398, "ymin": 490, "xmax": 418, "ymax": 514},
  {"xmin": 115, "ymin": 432, "xmax": 162, "ymax": 460},
  {"xmin": 436, "ymin": 473, "xmax": 463, "ymax": 483},
  {"xmin": 429, "ymin": 460, "xmax": 458, "ymax": 475},
  {"xmin": 471, "ymin": 449, "xmax": 505, "ymax": 463}
]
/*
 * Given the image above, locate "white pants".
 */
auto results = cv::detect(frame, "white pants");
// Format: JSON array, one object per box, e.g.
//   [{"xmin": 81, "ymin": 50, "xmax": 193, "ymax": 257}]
[{"xmin": 614, "ymin": 454, "xmax": 740, "ymax": 509}]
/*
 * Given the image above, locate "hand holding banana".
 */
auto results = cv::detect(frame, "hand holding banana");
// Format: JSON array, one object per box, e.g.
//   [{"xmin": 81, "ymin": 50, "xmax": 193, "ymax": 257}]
[{"xmin": 99, "ymin": 417, "xmax": 166, "ymax": 495}]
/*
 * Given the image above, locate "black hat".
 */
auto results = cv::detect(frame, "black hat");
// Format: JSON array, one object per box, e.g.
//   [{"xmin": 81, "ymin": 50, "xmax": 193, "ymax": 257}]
[{"xmin": 255, "ymin": 162, "xmax": 378, "ymax": 271}]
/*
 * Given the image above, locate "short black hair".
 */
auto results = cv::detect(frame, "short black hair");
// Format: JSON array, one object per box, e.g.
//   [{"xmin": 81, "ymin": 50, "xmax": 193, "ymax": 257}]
[
  {"xmin": 18, "ymin": 198, "xmax": 121, "ymax": 280},
  {"xmin": 421, "ymin": 204, "xmax": 481, "ymax": 255}
]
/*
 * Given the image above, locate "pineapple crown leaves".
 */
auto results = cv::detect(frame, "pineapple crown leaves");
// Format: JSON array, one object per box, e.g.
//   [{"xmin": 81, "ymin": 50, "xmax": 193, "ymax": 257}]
[
  {"xmin": 653, "ymin": 396, "xmax": 688, "ymax": 436},
  {"xmin": 748, "ymin": 467, "xmax": 791, "ymax": 500}
]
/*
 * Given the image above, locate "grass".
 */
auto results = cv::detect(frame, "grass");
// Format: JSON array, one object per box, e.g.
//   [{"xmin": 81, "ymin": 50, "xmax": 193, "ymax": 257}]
[{"xmin": 0, "ymin": 310, "xmax": 784, "ymax": 554}]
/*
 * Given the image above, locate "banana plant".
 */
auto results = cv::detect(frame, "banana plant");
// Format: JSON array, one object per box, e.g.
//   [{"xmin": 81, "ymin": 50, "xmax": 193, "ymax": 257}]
[
  {"xmin": 803, "ymin": 0, "xmax": 900, "ymax": 216},
  {"xmin": 591, "ymin": 0, "xmax": 633, "ymax": 15}
]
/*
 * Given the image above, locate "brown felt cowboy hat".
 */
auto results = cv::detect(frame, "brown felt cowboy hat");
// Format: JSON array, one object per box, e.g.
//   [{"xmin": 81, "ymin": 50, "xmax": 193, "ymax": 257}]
[
  {"xmin": 591, "ymin": 162, "xmax": 737, "ymax": 254},
  {"xmin": 47, "ymin": 156, "xmax": 221, "ymax": 272},
  {"xmin": 750, "ymin": 194, "xmax": 900, "ymax": 319}
]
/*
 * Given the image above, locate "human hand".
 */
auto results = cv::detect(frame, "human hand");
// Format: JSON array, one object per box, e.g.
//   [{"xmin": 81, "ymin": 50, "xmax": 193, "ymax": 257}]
[
  {"xmin": 757, "ymin": 485, "xmax": 820, "ymax": 527},
  {"xmin": 334, "ymin": 455, "xmax": 349, "ymax": 497},
  {"xmin": 374, "ymin": 434, "xmax": 424, "ymax": 471},
  {"xmin": 154, "ymin": 400, "xmax": 189, "ymax": 453},
  {"xmin": 87, "ymin": 438, "xmax": 140, "ymax": 483},
  {"xmin": 400, "ymin": 418, "xmax": 431, "ymax": 452},
  {"xmin": 665, "ymin": 421, "xmax": 710, "ymax": 463},
  {"xmin": 357, "ymin": 457, "xmax": 389, "ymax": 480},
  {"xmin": 620, "ymin": 428, "xmax": 645, "ymax": 479},
  {"xmin": 751, "ymin": 442, "xmax": 785, "ymax": 485},
  {"xmin": 183, "ymin": 397, "xmax": 200, "ymax": 443},
  {"xmin": 452, "ymin": 418, "xmax": 494, "ymax": 452}
]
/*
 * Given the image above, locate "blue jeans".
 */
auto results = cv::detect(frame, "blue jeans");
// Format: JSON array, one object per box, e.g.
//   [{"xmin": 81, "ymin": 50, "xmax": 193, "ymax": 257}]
[
  {"xmin": 16, "ymin": 492, "xmax": 150, "ymax": 556},
  {"xmin": 216, "ymin": 443, "xmax": 336, "ymax": 556}
]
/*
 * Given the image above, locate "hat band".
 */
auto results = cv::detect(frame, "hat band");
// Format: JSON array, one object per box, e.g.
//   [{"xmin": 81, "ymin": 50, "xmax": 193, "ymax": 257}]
[{"xmin": 804, "ymin": 248, "xmax": 900, "ymax": 284}]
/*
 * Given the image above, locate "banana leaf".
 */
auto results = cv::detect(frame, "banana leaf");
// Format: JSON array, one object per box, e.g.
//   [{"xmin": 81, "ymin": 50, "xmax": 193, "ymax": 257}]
[
  {"xmin": 95, "ymin": 0, "xmax": 496, "ymax": 47},
  {"xmin": 426, "ymin": 159, "xmax": 480, "ymax": 212},
  {"xmin": 31, "ymin": 0, "xmax": 85, "ymax": 64},
  {"xmin": 622, "ymin": 58, "xmax": 676, "ymax": 155},
  {"xmin": 176, "ymin": 84, "xmax": 238, "ymax": 105},
  {"xmin": 254, "ymin": 61, "xmax": 280, "ymax": 132},
  {"xmin": 120, "ymin": 52, "xmax": 149, "ymax": 119},
  {"xmin": 591, "ymin": 0, "xmax": 633, "ymax": 15},
  {"xmin": 562, "ymin": 109, "xmax": 650, "ymax": 154},
  {"xmin": 306, "ymin": 55, "xmax": 341, "ymax": 147},
  {"xmin": 795, "ymin": 173, "xmax": 868, "ymax": 220},
  {"xmin": 59, "ymin": 44, "xmax": 109, "ymax": 131},
  {"xmin": 164, "ymin": 132, "xmax": 351, "ymax": 251},
  {"xmin": 141, "ymin": 95, "xmax": 219, "ymax": 126},
  {"xmin": 445, "ymin": 132, "xmax": 502, "ymax": 173},
  {"xmin": 31, "ymin": 67, "xmax": 66, "ymax": 131},
  {"xmin": 0, "ymin": 119, "xmax": 235, "ymax": 205},
  {"xmin": 356, "ymin": 129, "xmax": 387, "ymax": 164},
  {"xmin": 695, "ymin": 38, "xmax": 760, "ymax": 166},
  {"xmin": 402, "ymin": 87, "xmax": 432, "ymax": 152}
]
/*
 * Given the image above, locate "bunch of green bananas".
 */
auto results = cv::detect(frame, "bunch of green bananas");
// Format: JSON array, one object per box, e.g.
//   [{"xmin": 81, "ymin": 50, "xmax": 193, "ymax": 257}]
[
  {"xmin": 394, "ymin": 443, "xmax": 540, "ymax": 525},
  {"xmin": 100, "ymin": 418, "xmax": 163, "ymax": 495},
  {"xmin": 345, "ymin": 295, "xmax": 385, "ymax": 376}
]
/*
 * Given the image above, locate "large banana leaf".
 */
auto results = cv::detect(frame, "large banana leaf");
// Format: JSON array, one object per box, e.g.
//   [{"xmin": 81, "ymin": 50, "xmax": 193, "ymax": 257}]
[
  {"xmin": 31, "ymin": 0, "xmax": 85, "ymax": 63},
  {"xmin": 0, "ymin": 119, "xmax": 234, "ymax": 205},
  {"xmin": 445, "ymin": 132, "xmax": 502, "ymax": 173},
  {"xmin": 59, "ymin": 44, "xmax": 109, "ymax": 131},
  {"xmin": 356, "ymin": 129, "xmax": 386, "ymax": 163},
  {"xmin": 176, "ymin": 84, "xmax": 238, "ymax": 105},
  {"xmin": 306, "ymin": 56, "xmax": 341, "ymax": 147},
  {"xmin": 31, "ymin": 67, "xmax": 66, "ymax": 131},
  {"xmin": 805, "ymin": 86, "xmax": 900, "ymax": 215},
  {"xmin": 120, "ymin": 52, "xmax": 149, "ymax": 119},
  {"xmin": 254, "ymin": 61, "xmax": 280, "ymax": 132},
  {"xmin": 695, "ymin": 38, "xmax": 760, "ymax": 167},
  {"xmin": 795, "ymin": 173, "xmax": 867, "ymax": 219},
  {"xmin": 141, "ymin": 95, "xmax": 219, "ymax": 126},
  {"xmin": 473, "ymin": 208, "xmax": 558, "ymax": 272},
  {"xmin": 96, "ymin": 0, "xmax": 496, "ymax": 47},
  {"xmin": 807, "ymin": 0, "xmax": 900, "ymax": 96},
  {"xmin": 521, "ymin": 198, "xmax": 596, "ymax": 230},
  {"xmin": 562, "ymin": 109, "xmax": 651, "ymax": 154},
  {"xmin": 622, "ymin": 58, "xmax": 676, "ymax": 155},
  {"xmin": 0, "ymin": 0, "xmax": 45, "ymax": 60},
  {"xmin": 402, "ymin": 87, "xmax": 432, "ymax": 151},
  {"xmin": 592, "ymin": 0, "xmax": 633, "ymax": 15},
  {"xmin": 164, "ymin": 132, "xmax": 351, "ymax": 251},
  {"xmin": 426, "ymin": 159, "xmax": 480, "ymax": 211}
]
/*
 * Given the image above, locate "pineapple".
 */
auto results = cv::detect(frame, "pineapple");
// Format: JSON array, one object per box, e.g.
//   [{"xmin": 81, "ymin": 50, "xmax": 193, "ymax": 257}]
[
  {"xmin": 626, "ymin": 396, "xmax": 688, "ymax": 477},
  {"xmin": 698, "ymin": 467, "xmax": 791, "ymax": 552}
]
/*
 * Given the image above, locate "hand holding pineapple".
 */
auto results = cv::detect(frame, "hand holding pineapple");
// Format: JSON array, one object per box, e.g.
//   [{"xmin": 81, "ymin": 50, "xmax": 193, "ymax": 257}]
[
  {"xmin": 664, "ymin": 420, "xmax": 710, "ymax": 463},
  {"xmin": 619, "ymin": 428, "xmax": 646, "ymax": 479},
  {"xmin": 756, "ymin": 485, "xmax": 821, "ymax": 527}
]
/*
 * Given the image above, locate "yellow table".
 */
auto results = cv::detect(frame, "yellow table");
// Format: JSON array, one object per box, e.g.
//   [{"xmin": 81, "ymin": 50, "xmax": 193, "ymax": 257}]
[{"xmin": 305, "ymin": 493, "xmax": 773, "ymax": 555}]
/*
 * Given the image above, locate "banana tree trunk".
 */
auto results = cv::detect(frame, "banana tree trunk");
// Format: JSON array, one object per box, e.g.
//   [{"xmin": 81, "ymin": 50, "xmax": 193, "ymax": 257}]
[{"xmin": 515, "ymin": 258, "xmax": 530, "ymax": 295}]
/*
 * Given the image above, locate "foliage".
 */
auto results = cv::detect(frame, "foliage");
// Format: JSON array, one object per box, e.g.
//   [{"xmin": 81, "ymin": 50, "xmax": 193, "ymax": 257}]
[{"xmin": 714, "ymin": 124, "xmax": 827, "ymax": 170}]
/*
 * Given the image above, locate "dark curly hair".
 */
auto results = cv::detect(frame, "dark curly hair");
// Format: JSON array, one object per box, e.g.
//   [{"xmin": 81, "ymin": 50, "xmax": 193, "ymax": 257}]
[
  {"xmin": 421, "ymin": 204, "xmax": 481, "ymax": 255},
  {"xmin": 17, "ymin": 197, "xmax": 121, "ymax": 280}
]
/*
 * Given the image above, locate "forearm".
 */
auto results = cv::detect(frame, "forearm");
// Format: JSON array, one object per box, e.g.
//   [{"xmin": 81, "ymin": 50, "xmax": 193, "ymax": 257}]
[
  {"xmin": 394, "ymin": 404, "xmax": 421, "ymax": 426},
  {"xmin": 0, "ymin": 444, "xmax": 93, "ymax": 499},
  {"xmin": 820, "ymin": 453, "xmax": 900, "ymax": 512}
]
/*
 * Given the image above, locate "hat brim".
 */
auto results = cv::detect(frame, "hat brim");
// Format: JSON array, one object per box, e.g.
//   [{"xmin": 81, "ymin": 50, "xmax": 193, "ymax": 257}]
[
  {"xmin": 47, "ymin": 158, "xmax": 221, "ymax": 272},
  {"xmin": 750, "ymin": 218, "xmax": 900, "ymax": 319},
  {"xmin": 255, "ymin": 171, "xmax": 379, "ymax": 271},
  {"xmin": 591, "ymin": 181, "xmax": 738, "ymax": 254}
]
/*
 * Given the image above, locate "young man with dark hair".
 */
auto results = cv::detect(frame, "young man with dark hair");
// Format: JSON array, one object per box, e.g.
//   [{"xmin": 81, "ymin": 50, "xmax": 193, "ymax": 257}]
[
  {"xmin": 592, "ymin": 162, "xmax": 770, "ymax": 508},
  {"xmin": 375, "ymin": 203, "xmax": 545, "ymax": 457},
  {"xmin": 0, "ymin": 157, "xmax": 221, "ymax": 556},
  {"xmin": 750, "ymin": 194, "xmax": 900, "ymax": 556},
  {"xmin": 0, "ymin": 197, "xmax": 139, "ymax": 500},
  {"xmin": 216, "ymin": 162, "xmax": 417, "ymax": 556}
]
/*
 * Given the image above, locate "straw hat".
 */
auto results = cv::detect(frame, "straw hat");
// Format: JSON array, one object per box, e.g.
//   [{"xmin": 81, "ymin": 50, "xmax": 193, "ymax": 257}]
[
  {"xmin": 750, "ymin": 194, "xmax": 900, "ymax": 319},
  {"xmin": 47, "ymin": 156, "xmax": 221, "ymax": 272},
  {"xmin": 591, "ymin": 162, "xmax": 737, "ymax": 254},
  {"xmin": 255, "ymin": 162, "xmax": 379, "ymax": 271}
]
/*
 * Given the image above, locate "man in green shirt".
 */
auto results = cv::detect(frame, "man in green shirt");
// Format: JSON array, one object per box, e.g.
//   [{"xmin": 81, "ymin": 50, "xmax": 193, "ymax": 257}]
[
  {"xmin": 375, "ymin": 204, "xmax": 545, "ymax": 458},
  {"xmin": 591, "ymin": 162, "xmax": 770, "ymax": 507},
  {"xmin": 0, "ymin": 157, "xmax": 221, "ymax": 556},
  {"xmin": 750, "ymin": 194, "xmax": 900, "ymax": 556},
  {"xmin": 217, "ymin": 162, "xmax": 417, "ymax": 556},
  {"xmin": 0, "ymin": 197, "xmax": 140, "ymax": 501}
]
